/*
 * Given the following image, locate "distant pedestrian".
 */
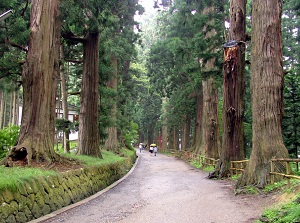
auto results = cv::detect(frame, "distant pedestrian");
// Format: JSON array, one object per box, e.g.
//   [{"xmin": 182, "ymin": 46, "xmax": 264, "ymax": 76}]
[
  {"xmin": 139, "ymin": 143, "xmax": 143, "ymax": 153},
  {"xmin": 153, "ymin": 146, "xmax": 158, "ymax": 156}
]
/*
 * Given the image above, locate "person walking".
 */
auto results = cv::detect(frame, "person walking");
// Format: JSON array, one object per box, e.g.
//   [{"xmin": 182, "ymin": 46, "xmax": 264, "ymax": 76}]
[
  {"xmin": 153, "ymin": 146, "xmax": 158, "ymax": 156},
  {"xmin": 139, "ymin": 143, "xmax": 143, "ymax": 153}
]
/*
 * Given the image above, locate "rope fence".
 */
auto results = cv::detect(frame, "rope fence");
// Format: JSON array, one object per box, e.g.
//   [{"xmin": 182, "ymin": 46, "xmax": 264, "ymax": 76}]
[
  {"xmin": 270, "ymin": 158, "xmax": 300, "ymax": 187},
  {"xmin": 181, "ymin": 151, "xmax": 300, "ymax": 187}
]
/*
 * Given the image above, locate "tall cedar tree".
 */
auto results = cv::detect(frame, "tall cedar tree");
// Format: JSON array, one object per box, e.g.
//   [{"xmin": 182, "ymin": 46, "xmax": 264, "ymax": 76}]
[
  {"xmin": 77, "ymin": 32, "xmax": 101, "ymax": 157},
  {"xmin": 2, "ymin": 0, "xmax": 61, "ymax": 166},
  {"xmin": 237, "ymin": 0, "xmax": 289, "ymax": 188},
  {"xmin": 210, "ymin": 0, "xmax": 246, "ymax": 178}
]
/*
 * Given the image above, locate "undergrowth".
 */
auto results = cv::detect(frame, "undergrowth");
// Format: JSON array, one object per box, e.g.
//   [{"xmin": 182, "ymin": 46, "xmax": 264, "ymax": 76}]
[{"xmin": 254, "ymin": 194, "xmax": 300, "ymax": 223}]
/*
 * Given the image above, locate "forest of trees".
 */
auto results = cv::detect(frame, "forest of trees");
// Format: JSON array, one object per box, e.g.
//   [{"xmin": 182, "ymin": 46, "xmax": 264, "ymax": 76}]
[{"xmin": 0, "ymin": 0, "xmax": 299, "ymax": 188}]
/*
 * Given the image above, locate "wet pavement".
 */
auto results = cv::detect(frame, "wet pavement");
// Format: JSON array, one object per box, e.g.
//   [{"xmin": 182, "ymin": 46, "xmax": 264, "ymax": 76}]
[{"xmin": 32, "ymin": 149, "xmax": 274, "ymax": 223}]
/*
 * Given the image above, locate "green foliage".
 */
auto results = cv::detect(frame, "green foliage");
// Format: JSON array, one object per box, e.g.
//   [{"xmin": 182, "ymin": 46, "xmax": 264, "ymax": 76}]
[
  {"xmin": 123, "ymin": 121, "xmax": 139, "ymax": 146},
  {"xmin": 258, "ymin": 195, "xmax": 300, "ymax": 223},
  {"xmin": 0, "ymin": 125, "xmax": 19, "ymax": 159},
  {"xmin": 55, "ymin": 118, "xmax": 72, "ymax": 133}
]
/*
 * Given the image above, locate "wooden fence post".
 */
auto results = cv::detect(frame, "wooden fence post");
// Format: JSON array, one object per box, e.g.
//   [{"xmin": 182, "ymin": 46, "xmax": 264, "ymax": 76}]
[
  {"xmin": 270, "ymin": 160, "xmax": 274, "ymax": 184},
  {"xmin": 286, "ymin": 161, "xmax": 291, "ymax": 188}
]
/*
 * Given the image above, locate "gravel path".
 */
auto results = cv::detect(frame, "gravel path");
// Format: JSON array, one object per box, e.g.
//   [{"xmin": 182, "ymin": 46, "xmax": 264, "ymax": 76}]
[{"xmin": 34, "ymin": 150, "xmax": 275, "ymax": 223}]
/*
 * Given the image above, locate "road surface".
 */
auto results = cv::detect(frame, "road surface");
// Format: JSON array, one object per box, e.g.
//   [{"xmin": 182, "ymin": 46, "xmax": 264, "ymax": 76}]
[{"xmin": 34, "ymin": 149, "xmax": 274, "ymax": 223}]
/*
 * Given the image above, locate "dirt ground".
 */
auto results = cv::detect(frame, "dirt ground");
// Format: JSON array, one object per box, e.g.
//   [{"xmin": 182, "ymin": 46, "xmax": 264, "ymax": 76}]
[{"xmin": 30, "ymin": 149, "xmax": 278, "ymax": 223}]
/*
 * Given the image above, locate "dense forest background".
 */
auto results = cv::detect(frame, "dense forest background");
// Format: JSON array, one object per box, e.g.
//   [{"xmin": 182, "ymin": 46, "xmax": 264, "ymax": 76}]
[{"xmin": 0, "ymin": 0, "xmax": 299, "ymax": 187}]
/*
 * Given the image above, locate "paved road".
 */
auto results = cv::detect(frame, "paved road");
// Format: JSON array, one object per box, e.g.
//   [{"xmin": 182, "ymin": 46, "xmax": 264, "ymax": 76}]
[{"xmin": 34, "ymin": 150, "xmax": 273, "ymax": 223}]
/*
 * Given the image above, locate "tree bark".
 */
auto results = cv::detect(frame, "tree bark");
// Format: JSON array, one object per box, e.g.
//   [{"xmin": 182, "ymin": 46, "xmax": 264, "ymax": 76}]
[
  {"xmin": 8, "ymin": 0, "xmax": 61, "ymax": 165},
  {"xmin": 202, "ymin": 78, "xmax": 220, "ymax": 159},
  {"xmin": 210, "ymin": 0, "xmax": 246, "ymax": 179},
  {"xmin": 161, "ymin": 97, "xmax": 168, "ymax": 151},
  {"xmin": 182, "ymin": 114, "xmax": 191, "ymax": 150},
  {"xmin": 193, "ymin": 90, "xmax": 203, "ymax": 154},
  {"xmin": 77, "ymin": 32, "xmax": 102, "ymax": 158},
  {"xmin": 103, "ymin": 56, "xmax": 119, "ymax": 152},
  {"xmin": 237, "ymin": 0, "xmax": 289, "ymax": 188},
  {"xmin": 60, "ymin": 47, "xmax": 70, "ymax": 153},
  {"xmin": 0, "ymin": 90, "xmax": 5, "ymax": 128}
]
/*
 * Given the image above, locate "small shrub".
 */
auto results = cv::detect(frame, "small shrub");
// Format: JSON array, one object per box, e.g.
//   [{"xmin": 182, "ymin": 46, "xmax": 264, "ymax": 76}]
[{"xmin": 0, "ymin": 125, "xmax": 20, "ymax": 159}]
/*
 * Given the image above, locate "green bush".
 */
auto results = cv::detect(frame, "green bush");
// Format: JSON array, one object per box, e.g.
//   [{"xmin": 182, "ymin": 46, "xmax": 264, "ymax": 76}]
[{"xmin": 0, "ymin": 125, "xmax": 20, "ymax": 159}]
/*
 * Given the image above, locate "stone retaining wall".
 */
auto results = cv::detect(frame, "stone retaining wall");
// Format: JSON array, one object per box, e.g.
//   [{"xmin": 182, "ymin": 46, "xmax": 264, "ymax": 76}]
[{"xmin": 0, "ymin": 152, "xmax": 136, "ymax": 223}]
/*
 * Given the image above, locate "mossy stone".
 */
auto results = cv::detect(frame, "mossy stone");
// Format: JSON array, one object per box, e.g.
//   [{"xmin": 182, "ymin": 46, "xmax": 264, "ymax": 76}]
[
  {"xmin": 17, "ymin": 183, "xmax": 27, "ymax": 196},
  {"xmin": 0, "ymin": 213, "xmax": 5, "ymax": 223},
  {"xmin": 53, "ymin": 195, "xmax": 64, "ymax": 209},
  {"xmin": 71, "ymin": 175, "xmax": 81, "ymax": 187},
  {"xmin": 25, "ymin": 194, "xmax": 35, "ymax": 209},
  {"xmin": 9, "ymin": 200, "xmax": 18, "ymax": 215},
  {"xmin": 31, "ymin": 202, "xmax": 42, "ymax": 218},
  {"xmin": 17, "ymin": 195, "xmax": 27, "ymax": 210},
  {"xmin": 27, "ymin": 179, "xmax": 39, "ymax": 194},
  {"xmin": 67, "ymin": 178, "xmax": 75, "ymax": 190},
  {"xmin": 22, "ymin": 204, "xmax": 32, "ymax": 219},
  {"xmin": 2, "ymin": 189, "xmax": 14, "ymax": 203},
  {"xmin": 41, "ymin": 204, "xmax": 51, "ymax": 215},
  {"xmin": 15, "ymin": 212, "xmax": 27, "ymax": 223},
  {"xmin": 41, "ymin": 190, "xmax": 50, "ymax": 205},
  {"xmin": 35, "ymin": 192, "xmax": 45, "ymax": 207},
  {"xmin": 0, "ymin": 202, "xmax": 11, "ymax": 218},
  {"xmin": 5, "ymin": 214, "xmax": 16, "ymax": 223},
  {"xmin": 50, "ymin": 176, "xmax": 60, "ymax": 188},
  {"xmin": 62, "ymin": 191, "xmax": 71, "ymax": 206},
  {"xmin": 36, "ymin": 177, "xmax": 51, "ymax": 194},
  {"xmin": 66, "ymin": 189, "xmax": 74, "ymax": 203},
  {"xmin": 48, "ymin": 199, "xmax": 56, "ymax": 212},
  {"xmin": 60, "ymin": 181, "xmax": 68, "ymax": 192},
  {"xmin": 22, "ymin": 181, "xmax": 33, "ymax": 195}
]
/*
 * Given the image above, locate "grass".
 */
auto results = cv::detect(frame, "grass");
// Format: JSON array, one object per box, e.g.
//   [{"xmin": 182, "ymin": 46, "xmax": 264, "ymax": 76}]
[
  {"xmin": 0, "ymin": 166, "xmax": 57, "ymax": 191},
  {"xmin": 60, "ymin": 149, "xmax": 130, "ymax": 166},
  {"xmin": 0, "ymin": 146, "xmax": 135, "ymax": 192}
]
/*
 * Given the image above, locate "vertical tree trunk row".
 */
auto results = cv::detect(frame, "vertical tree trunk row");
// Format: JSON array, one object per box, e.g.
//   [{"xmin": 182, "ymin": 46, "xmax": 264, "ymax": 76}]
[
  {"xmin": 60, "ymin": 47, "xmax": 70, "ymax": 153},
  {"xmin": 77, "ymin": 32, "xmax": 102, "ymax": 158},
  {"xmin": 104, "ymin": 56, "xmax": 119, "ymax": 152},
  {"xmin": 237, "ymin": 0, "xmax": 289, "ymax": 188}
]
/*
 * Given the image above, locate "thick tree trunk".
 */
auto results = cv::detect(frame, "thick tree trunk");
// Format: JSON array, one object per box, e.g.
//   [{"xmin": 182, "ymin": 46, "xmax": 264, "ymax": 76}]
[
  {"xmin": 104, "ymin": 56, "xmax": 119, "ymax": 152},
  {"xmin": 77, "ymin": 32, "xmax": 102, "ymax": 158},
  {"xmin": 7, "ymin": 0, "xmax": 61, "ymax": 165},
  {"xmin": 182, "ymin": 114, "xmax": 191, "ymax": 150},
  {"xmin": 161, "ymin": 98, "xmax": 168, "ymax": 151},
  {"xmin": 237, "ymin": 0, "xmax": 289, "ymax": 188},
  {"xmin": 193, "ymin": 90, "xmax": 203, "ymax": 154},
  {"xmin": 0, "ymin": 91, "xmax": 5, "ymax": 128},
  {"xmin": 173, "ymin": 127, "xmax": 179, "ymax": 150},
  {"xmin": 9, "ymin": 89, "xmax": 19, "ymax": 126},
  {"xmin": 0, "ymin": 89, "xmax": 4, "ymax": 129},
  {"xmin": 210, "ymin": 0, "xmax": 246, "ymax": 179},
  {"xmin": 60, "ymin": 48, "xmax": 70, "ymax": 153},
  {"xmin": 202, "ymin": 78, "xmax": 220, "ymax": 159}
]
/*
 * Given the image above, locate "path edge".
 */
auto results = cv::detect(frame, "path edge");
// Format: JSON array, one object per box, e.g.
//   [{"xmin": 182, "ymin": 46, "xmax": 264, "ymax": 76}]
[{"xmin": 29, "ymin": 153, "xmax": 140, "ymax": 223}]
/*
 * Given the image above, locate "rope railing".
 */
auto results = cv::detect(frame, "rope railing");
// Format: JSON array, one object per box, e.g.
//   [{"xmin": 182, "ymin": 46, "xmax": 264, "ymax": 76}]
[
  {"xmin": 230, "ymin": 160, "xmax": 249, "ymax": 175},
  {"xmin": 177, "ymin": 151, "xmax": 300, "ymax": 187},
  {"xmin": 270, "ymin": 158, "xmax": 300, "ymax": 187}
]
